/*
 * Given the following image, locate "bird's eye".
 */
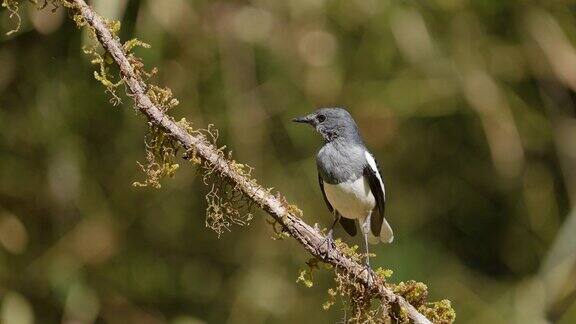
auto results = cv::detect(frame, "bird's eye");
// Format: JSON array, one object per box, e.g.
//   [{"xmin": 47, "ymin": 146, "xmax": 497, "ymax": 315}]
[{"xmin": 317, "ymin": 114, "xmax": 326, "ymax": 123}]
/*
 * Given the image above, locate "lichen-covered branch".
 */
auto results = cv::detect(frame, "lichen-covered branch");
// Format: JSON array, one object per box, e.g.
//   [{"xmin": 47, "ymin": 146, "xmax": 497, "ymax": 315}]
[{"xmin": 63, "ymin": 0, "xmax": 438, "ymax": 322}]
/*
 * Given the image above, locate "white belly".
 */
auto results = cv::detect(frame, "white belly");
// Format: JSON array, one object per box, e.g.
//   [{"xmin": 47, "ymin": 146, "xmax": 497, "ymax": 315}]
[{"xmin": 324, "ymin": 176, "xmax": 375, "ymax": 220}]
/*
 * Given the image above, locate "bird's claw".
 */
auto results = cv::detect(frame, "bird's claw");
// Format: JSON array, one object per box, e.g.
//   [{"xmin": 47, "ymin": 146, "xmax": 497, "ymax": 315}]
[
  {"xmin": 364, "ymin": 263, "xmax": 373, "ymax": 287},
  {"xmin": 363, "ymin": 251, "xmax": 373, "ymax": 287},
  {"xmin": 317, "ymin": 230, "xmax": 335, "ymax": 259}
]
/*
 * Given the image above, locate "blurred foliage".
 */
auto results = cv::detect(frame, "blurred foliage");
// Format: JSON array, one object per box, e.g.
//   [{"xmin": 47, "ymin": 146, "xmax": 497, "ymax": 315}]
[{"xmin": 1, "ymin": 0, "xmax": 576, "ymax": 323}]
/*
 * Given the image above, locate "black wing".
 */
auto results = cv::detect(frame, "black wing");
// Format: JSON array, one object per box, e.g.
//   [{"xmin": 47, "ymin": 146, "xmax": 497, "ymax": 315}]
[
  {"xmin": 339, "ymin": 216, "xmax": 357, "ymax": 237},
  {"xmin": 318, "ymin": 174, "xmax": 357, "ymax": 236},
  {"xmin": 364, "ymin": 155, "xmax": 386, "ymax": 236}
]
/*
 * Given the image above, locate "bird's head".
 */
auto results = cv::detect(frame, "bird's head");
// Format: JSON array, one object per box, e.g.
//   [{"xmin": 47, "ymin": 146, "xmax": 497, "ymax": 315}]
[{"xmin": 292, "ymin": 107, "xmax": 360, "ymax": 143}]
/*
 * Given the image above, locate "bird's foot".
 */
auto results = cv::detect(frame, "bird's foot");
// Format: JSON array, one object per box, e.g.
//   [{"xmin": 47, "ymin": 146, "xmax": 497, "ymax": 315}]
[
  {"xmin": 317, "ymin": 229, "xmax": 334, "ymax": 259},
  {"xmin": 364, "ymin": 255, "xmax": 373, "ymax": 287},
  {"xmin": 364, "ymin": 264, "xmax": 373, "ymax": 287}
]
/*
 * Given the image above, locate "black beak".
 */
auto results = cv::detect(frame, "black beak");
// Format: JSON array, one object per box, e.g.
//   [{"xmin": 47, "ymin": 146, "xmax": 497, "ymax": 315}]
[{"xmin": 292, "ymin": 114, "xmax": 315, "ymax": 125}]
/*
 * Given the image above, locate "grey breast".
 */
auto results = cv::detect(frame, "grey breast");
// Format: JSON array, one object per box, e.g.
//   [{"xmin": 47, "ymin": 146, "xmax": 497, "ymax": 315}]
[{"xmin": 316, "ymin": 140, "xmax": 366, "ymax": 185}]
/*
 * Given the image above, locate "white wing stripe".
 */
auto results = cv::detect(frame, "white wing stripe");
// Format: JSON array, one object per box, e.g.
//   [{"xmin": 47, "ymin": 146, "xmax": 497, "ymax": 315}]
[{"xmin": 364, "ymin": 151, "xmax": 385, "ymax": 198}]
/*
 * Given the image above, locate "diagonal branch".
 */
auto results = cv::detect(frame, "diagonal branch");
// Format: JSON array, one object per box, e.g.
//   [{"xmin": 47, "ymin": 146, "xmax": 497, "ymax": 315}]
[{"xmin": 68, "ymin": 0, "xmax": 432, "ymax": 322}]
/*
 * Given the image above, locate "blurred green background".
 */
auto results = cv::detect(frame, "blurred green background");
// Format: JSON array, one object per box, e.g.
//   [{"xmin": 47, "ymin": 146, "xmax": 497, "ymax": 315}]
[{"xmin": 2, "ymin": 0, "xmax": 576, "ymax": 323}]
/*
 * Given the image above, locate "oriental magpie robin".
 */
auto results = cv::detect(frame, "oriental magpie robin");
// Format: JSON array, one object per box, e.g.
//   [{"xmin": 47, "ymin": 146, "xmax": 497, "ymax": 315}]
[{"xmin": 293, "ymin": 108, "xmax": 393, "ymax": 269}]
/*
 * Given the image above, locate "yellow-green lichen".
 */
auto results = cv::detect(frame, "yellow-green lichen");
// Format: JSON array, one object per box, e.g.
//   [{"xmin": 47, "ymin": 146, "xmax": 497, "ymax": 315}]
[
  {"xmin": 296, "ymin": 257, "xmax": 319, "ymax": 288},
  {"xmin": 299, "ymin": 238, "xmax": 387, "ymax": 321},
  {"xmin": 132, "ymin": 126, "xmax": 180, "ymax": 189},
  {"xmin": 305, "ymin": 239, "xmax": 454, "ymax": 323},
  {"xmin": 332, "ymin": 268, "xmax": 385, "ymax": 323},
  {"xmin": 179, "ymin": 123, "xmax": 256, "ymax": 237},
  {"xmin": 375, "ymin": 267, "xmax": 393, "ymax": 280},
  {"xmin": 392, "ymin": 281, "xmax": 429, "ymax": 308},
  {"xmin": 132, "ymin": 85, "xmax": 181, "ymax": 188},
  {"xmin": 390, "ymin": 280, "xmax": 456, "ymax": 323},
  {"xmin": 334, "ymin": 238, "xmax": 362, "ymax": 264},
  {"xmin": 204, "ymin": 181, "xmax": 253, "ymax": 237},
  {"xmin": 322, "ymin": 288, "xmax": 337, "ymax": 310},
  {"xmin": 418, "ymin": 299, "xmax": 456, "ymax": 324},
  {"xmin": 83, "ymin": 47, "xmax": 123, "ymax": 105},
  {"xmin": 82, "ymin": 26, "xmax": 154, "ymax": 106},
  {"xmin": 70, "ymin": 10, "xmax": 184, "ymax": 190}
]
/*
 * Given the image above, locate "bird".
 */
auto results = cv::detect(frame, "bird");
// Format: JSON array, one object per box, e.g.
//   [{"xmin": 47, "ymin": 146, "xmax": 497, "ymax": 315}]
[{"xmin": 293, "ymin": 107, "xmax": 393, "ymax": 269}]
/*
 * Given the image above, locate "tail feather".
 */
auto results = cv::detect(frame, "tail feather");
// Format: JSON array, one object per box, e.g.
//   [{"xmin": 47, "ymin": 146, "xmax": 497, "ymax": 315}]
[
  {"xmin": 361, "ymin": 214, "xmax": 394, "ymax": 244},
  {"xmin": 379, "ymin": 218, "xmax": 394, "ymax": 243}
]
